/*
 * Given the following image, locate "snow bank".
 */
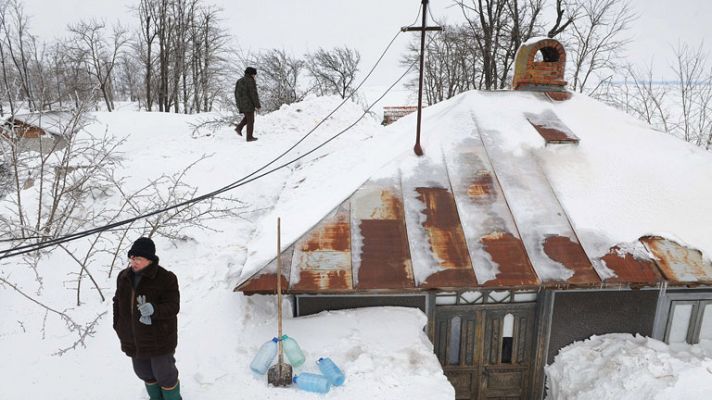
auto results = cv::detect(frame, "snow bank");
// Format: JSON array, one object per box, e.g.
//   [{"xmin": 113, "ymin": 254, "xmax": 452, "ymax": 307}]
[
  {"xmin": 546, "ymin": 334, "xmax": 712, "ymax": 400},
  {"xmin": 0, "ymin": 95, "xmax": 453, "ymax": 400},
  {"xmin": 233, "ymin": 301, "xmax": 454, "ymax": 399}
]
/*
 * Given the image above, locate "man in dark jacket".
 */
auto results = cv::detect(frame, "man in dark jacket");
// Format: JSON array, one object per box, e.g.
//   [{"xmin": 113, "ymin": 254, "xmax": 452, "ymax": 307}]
[
  {"xmin": 113, "ymin": 237, "xmax": 182, "ymax": 400},
  {"xmin": 234, "ymin": 66, "xmax": 261, "ymax": 142}
]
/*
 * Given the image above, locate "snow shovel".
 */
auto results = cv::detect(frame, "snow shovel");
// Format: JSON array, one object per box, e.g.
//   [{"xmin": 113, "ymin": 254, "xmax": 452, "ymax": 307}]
[{"xmin": 268, "ymin": 217, "xmax": 293, "ymax": 386}]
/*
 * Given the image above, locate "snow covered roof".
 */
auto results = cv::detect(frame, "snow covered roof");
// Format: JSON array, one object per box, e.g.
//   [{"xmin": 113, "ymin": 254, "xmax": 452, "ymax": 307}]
[
  {"xmin": 235, "ymin": 90, "xmax": 712, "ymax": 294},
  {"xmin": 4, "ymin": 111, "xmax": 85, "ymax": 137}
]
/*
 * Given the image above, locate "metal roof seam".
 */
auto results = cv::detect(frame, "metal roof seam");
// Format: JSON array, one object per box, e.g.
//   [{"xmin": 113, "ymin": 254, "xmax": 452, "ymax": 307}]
[
  {"xmin": 471, "ymin": 111, "xmax": 538, "ymax": 285},
  {"xmin": 534, "ymin": 153, "xmax": 603, "ymax": 284}
]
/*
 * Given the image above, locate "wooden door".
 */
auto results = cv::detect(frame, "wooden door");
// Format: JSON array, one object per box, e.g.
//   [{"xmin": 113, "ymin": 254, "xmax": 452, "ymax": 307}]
[{"xmin": 434, "ymin": 303, "xmax": 537, "ymax": 400}]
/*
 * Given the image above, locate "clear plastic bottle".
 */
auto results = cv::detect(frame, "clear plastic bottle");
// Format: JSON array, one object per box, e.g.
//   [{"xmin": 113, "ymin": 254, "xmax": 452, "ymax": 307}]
[
  {"xmin": 317, "ymin": 357, "xmax": 345, "ymax": 386},
  {"xmin": 293, "ymin": 373, "xmax": 331, "ymax": 394},
  {"xmin": 281, "ymin": 335, "xmax": 305, "ymax": 368},
  {"xmin": 250, "ymin": 337, "xmax": 278, "ymax": 375}
]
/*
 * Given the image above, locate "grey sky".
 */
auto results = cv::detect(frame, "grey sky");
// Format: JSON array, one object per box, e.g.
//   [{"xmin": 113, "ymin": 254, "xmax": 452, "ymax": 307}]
[{"xmin": 20, "ymin": 0, "xmax": 712, "ymax": 85}]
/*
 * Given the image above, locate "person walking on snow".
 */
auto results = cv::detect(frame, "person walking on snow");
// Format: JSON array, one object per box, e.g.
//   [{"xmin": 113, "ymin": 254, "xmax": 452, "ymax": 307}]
[
  {"xmin": 234, "ymin": 66, "xmax": 261, "ymax": 142},
  {"xmin": 113, "ymin": 237, "xmax": 182, "ymax": 400}
]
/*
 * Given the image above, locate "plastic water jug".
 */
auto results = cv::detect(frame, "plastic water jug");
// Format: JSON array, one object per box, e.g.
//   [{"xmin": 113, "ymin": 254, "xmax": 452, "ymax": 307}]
[
  {"xmin": 293, "ymin": 373, "xmax": 331, "ymax": 394},
  {"xmin": 317, "ymin": 357, "xmax": 345, "ymax": 386},
  {"xmin": 250, "ymin": 337, "xmax": 278, "ymax": 375},
  {"xmin": 281, "ymin": 335, "xmax": 305, "ymax": 368}
]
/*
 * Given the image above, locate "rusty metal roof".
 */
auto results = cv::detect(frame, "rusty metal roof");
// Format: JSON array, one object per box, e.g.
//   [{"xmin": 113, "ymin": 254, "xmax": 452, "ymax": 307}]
[
  {"xmin": 525, "ymin": 110, "xmax": 580, "ymax": 144},
  {"xmin": 236, "ymin": 106, "xmax": 712, "ymax": 295}
]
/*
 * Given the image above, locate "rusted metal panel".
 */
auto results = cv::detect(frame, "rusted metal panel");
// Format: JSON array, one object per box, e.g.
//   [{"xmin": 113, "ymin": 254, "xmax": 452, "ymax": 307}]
[
  {"xmin": 236, "ymin": 246, "xmax": 295, "ymax": 294},
  {"xmin": 525, "ymin": 110, "xmax": 579, "ymax": 144},
  {"xmin": 351, "ymin": 178, "xmax": 415, "ymax": 290},
  {"xmin": 290, "ymin": 203, "xmax": 353, "ymax": 292},
  {"xmin": 475, "ymin": 121, "xmax": 599, "ymax": 286},
  {"xmin": 446, "ymin": 138, "xmax": 538, "ymax": 287},
  {"xmin": 480, "ymin": 232, "xmax": 539, "ymax": 287},
  {"xmin": 542, "ymin": 235, "xmax": 600, "ymax": 285},
  {"xmin": 414, "ymin": 187, "xmax": 477, "ymax": 289},
  {"xmin": 599, "ymin": 246, "xmax": 662, "ymax": 285},
  {"xmin": 401, "ymin": 155, "xmax": 477, "ymax": 289},
  {"xmin": 640, "ymin": 236, "xmax": 712, "ymax": 284},
  {"xmin": 546, "ymin": 91, "xmax": 572, "ymax": 102}
]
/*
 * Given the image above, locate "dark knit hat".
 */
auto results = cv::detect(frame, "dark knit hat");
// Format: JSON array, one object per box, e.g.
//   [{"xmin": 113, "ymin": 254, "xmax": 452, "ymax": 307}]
[
  {"xmin": 128, "ymin": 237, "xmax": 157, "ymax": 262},
  {"xmin": 245, "ymin": 67, "xmax": 257, "ymax": 76}
]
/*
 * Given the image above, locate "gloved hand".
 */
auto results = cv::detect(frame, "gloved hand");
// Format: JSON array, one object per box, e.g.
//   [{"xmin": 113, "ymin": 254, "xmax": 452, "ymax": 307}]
[{"xmin": 136, "ymin": 295, "xmax": 154, "ymax": 325}]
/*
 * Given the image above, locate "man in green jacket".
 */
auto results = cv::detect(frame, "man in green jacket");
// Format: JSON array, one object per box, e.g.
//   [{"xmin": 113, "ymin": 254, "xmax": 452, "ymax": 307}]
[
  {"xmin": 113, "ymin": 237, "xmax": 182, "ymax": 400},
  {"xmin": 234, "ymin": 66, "xmax": 261, "ymax": 142}
]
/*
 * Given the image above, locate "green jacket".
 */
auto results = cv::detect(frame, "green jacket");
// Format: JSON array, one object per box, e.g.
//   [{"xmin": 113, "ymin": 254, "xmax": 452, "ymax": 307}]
[{"xmin": 234, "ymin": 74, "xmax": 261, "ymax": 113}]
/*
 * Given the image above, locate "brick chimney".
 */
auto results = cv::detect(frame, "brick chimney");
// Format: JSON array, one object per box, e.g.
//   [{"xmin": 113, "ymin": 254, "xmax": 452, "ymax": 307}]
[{"xmin": 512, "ymin": 38, "xmax": 567, "ymax": 92}]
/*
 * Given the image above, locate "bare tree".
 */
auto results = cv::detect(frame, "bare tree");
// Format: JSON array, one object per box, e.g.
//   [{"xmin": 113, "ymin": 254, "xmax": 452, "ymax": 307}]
[
  {"xmin": 595, "ymin": 63, "xmax": 671, "ymax": 132},
  {"xmin": 190, "ymin": 4, "xmax": 231, "ymax": 113},
  {"xmin": 305, "ymin": 46, "xmax": 361, "ymax": 99},
  {"xmin": 131, "ymin": 0, "xmax": 230, "ymax": 113},
  {"xmin": 402, "ymin": 25, "xmax": 481, "ymax": 104},
  {"xmin": 547, "ymin": 0, "xmax": 577, "ymax": 38},
  {"xmin": 67, "ymin": 20, "xmax": 128, "ymax": 112},
  {"xmin": 671, "ymin": 42, "xmax": 712, "ymax": 146},
  {"xmin": 136, "ymin": 0, "xmax": 160, "ymax": 111},
  {"xmin": 0, "ymin": 0, "xmax": 38, "ymax": 110},
  {"xmin": 564, "ymin": 0, "xmax": 635, "ymax": 93},
  {"xmin": 594, "ymin": 42, "xmax": 712, "ymax": 152},
  {"xmin": 454, "ymin": 0, "xmax": 548, "ymax": 90},
  {"xmin": 251, "ymin": 49, "xmax": 306, "ymax": 111}
]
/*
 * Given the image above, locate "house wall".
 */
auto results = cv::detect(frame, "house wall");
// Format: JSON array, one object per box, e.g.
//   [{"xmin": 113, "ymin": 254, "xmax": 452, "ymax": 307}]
[
  {"xmin": 546, "ymin": 289, "xmax": 660, "ymax": 363},
  {"xmin": 295, "ymin": 294, "xmax": 428, "ymax": 316}
]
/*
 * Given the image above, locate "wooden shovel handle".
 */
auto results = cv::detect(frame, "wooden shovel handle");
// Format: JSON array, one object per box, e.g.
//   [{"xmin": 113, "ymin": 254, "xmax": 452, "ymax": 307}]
[{"xmin": 277, "ymin": 217, "xmax": 283, "ymax": 363}]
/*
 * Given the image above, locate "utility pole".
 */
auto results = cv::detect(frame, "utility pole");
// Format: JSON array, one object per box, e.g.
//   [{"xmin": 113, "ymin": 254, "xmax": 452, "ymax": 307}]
[{"xmin": 402, "ymin": 0, "xmax": 441, "ymax": 156}]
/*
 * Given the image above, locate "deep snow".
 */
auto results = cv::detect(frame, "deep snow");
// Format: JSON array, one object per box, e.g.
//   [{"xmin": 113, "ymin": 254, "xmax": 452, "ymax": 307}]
[{"xmin": 1, "ymin": 91, "xmax": 712, "ymax": 399}]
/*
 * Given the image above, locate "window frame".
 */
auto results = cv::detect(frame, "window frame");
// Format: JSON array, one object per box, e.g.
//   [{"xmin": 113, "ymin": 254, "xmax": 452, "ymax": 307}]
[{"xmin": 653, "ymin": 290, "xmax": 712, "ymax": 344}]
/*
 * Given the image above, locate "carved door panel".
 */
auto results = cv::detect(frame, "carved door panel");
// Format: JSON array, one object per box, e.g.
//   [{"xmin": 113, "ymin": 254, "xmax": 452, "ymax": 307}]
[
  {"xmin": 434, "ymin": 303, "xmax": 537, "ymax": 400},
  {"xmin": 478, "ymin": 305, "xmax": 536, "ymax": 399},
  {"xmin": 434, "ymin": 308, "xmax": 481, "ymax": 399}
]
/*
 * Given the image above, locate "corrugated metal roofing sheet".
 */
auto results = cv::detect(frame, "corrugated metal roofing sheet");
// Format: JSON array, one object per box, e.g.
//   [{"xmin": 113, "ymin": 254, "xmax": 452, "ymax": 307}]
[
  {"xmin": 476, "ymin": 120, "xmax": 599, "ymax": 286},
  {"xmin": 641, "ymin": 236, "xmax": 712, "ymax": 284},
  {"xmin": 351, "ymin": 178, "xmax": 415, "ymax": 290},
  {"xmin": 525, "ymin": 110, "xmax": 580, "ymax": 144},
  {"xmin": 401, "ymin": 153, "xmax": 477, "ymax": 289},
  {"xmin": 290, "ymin": 203, "xmax": 352, "ymax": 292},
  {"xmin": 447, "ymin": 138, "xmax": 538, "ymax": 288},
  {"xmin": 598, "ymin": 246, "xmax": 662, "ymax": 286},
  {"xmin": 236, "ymin": 108, "xmax": 709, "ymax": 294}
]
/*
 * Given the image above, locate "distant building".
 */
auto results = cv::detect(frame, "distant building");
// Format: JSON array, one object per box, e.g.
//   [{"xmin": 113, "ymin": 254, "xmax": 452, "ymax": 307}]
[
  {"xmin": 382, "ymin": 106, "xmax": 419, "ymax": 125},
  {"xmin": 1, "ymin": 111, "xmax": 84, "ymax": 153}
]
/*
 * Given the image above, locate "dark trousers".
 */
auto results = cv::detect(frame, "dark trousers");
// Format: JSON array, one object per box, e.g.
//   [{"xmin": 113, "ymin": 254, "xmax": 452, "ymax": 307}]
[
  {"xmin": 132, "ymin": 353, "xmax": 179, "ymax": 388},
  {"xmin": 236, "ymin": 111, "xmax": 255, "ymax": 139}
]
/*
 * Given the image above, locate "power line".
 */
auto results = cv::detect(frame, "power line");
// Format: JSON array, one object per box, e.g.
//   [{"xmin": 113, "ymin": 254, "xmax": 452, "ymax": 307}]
[
  {"xmin": 0, "ymin": 6, "xmax": 424, "ymax": 260},
  {"xmin": 0, "ymin": 62, "xmax": 417, "ymax": 260}
]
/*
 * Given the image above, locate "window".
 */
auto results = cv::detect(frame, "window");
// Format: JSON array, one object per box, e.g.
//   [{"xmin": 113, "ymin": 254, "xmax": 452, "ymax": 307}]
[
  {"xmin": 656, "ymin": 293, "xmax": 712, "ymax": 345},
  {"xmin": 667, "ymin": 302, "xmax": 694, "ymax": 344},
  {"xmin": 699, "ymin": 303, "xmax": 712, "ymax": 341},
  {"xmin": 447, "ymin": 316, "xmax": 462, "ymax": 365},
  {"xmin": 501, "ymin": 313, "xmax": 514, "ymax": 363}
]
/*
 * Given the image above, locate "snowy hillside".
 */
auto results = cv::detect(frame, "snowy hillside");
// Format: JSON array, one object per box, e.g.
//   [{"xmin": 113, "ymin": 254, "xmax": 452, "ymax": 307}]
[
  {"xmin": 0, "ymin": 95, "xmax": 455, "ymax": 400},
  {"xmin": 2, "ymin": 91, "xmax": 712, "ymax": 400}
]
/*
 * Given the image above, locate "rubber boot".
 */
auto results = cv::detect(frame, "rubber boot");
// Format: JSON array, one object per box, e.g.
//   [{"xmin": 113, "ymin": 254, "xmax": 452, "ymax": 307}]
[
  {"xmin": 161, "ymin": 381, "xmax": 182, "ymax": 400},
  {"xmin": 145, "ymin": 381, "xmax": 162, "ymax": 400}
]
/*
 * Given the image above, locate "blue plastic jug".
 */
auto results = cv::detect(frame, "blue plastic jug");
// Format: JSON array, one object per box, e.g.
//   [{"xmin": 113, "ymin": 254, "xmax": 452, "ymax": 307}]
[
  {"xmin": 317, "ymin": 357, "xmax": 345, "ymax": 386},
  {"xmin": 250, "ymin": 337, "xmax": 278, "ymax": 375},
  {"xmin": 293, "ymin": 373, "xmax": 331, "ymax": 394},
  {"xmin": 281, "ymin": 335, "xmax": 305, "ymax": 368}
]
